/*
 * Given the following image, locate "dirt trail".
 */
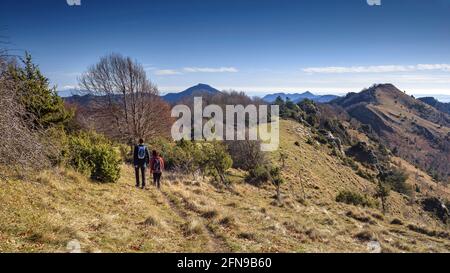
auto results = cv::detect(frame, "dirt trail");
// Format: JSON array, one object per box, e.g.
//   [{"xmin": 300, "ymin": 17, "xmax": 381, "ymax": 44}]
[{"xmin": 155, "ymin": 187, "xmax": 231, "ymax": 253}]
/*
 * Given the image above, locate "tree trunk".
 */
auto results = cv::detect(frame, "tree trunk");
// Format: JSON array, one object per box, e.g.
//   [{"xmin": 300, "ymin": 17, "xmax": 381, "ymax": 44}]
[
  {"xmin": 381, "ymin": 197, "xmax": 386, "ymax": 214},
  {"xmin": 276, "ymin": 183, "xmax": 281, "ymax": 203}
]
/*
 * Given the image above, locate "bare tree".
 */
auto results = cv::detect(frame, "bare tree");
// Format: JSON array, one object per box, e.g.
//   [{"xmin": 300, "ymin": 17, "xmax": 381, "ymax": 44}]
[{"xmin": 78, "ymin": 53, "xmax": 172, "ymax": 143}]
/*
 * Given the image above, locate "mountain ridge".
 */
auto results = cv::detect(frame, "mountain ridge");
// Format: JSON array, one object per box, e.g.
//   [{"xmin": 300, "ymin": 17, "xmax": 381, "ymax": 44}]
[
  {"xmin": 162, "ymin": 83, "xmax": 221, "ymax": 103},
  {"xmin": 419, "ymin": 97, "xmax": 450, "ymax": 116},
  {"xmin": 262, "ymin": 92, "xmax": 339, "ymax": 103},
  {"xmin": 332, "ymin": 83, "xmax": 450, "ymax": 181}
]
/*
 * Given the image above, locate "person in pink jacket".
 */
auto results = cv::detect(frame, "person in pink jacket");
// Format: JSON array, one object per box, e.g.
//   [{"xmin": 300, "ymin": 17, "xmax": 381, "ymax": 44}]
[{"xmin": 150, "ymin": 150, "xmax": 165, "ymax": 189}]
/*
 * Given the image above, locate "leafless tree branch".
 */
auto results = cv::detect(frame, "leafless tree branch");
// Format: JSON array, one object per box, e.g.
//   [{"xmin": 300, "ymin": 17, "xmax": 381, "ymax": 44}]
[{"xmin": 78, "ymin": 53, "xmax": 172, "ymax": 143}]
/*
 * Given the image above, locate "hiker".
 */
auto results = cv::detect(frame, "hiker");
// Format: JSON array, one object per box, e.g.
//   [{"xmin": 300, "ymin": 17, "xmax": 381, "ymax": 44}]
[
  {"xmin": 133, "ymin": 138, "xmax": 150, "ymax": 189},
  {"xmin": 150, "ymin": 150, "xmax": 165, "ymax": 189}
]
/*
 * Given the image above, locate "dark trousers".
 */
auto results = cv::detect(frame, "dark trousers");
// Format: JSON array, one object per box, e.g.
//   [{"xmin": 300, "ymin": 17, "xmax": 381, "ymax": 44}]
[
  {"xmin": 135, "ymin": 165, "xmax": 147, "ymax": 187},
  {"xmin": 153, "ymin": 172, "xmax": 162, "ymax": 189}
]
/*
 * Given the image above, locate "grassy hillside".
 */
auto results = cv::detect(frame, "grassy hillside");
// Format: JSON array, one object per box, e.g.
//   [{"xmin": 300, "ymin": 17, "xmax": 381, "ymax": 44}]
[
  {"xmin": 1, "ymin": 120, "xmax": 449, "ymax": 253},
  {"xmin": 333, "ymin": 84, "xmax": 450, "ymax": 182}
]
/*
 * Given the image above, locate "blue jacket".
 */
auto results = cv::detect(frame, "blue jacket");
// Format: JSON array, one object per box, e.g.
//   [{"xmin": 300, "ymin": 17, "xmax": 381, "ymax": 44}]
[{"xmin": 133, "ymin": 144, "xmax": 150, "ymax": 167}]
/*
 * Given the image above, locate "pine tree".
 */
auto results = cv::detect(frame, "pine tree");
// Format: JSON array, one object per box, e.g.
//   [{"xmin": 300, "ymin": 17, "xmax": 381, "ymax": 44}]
[
  {"xmin": 269, "ymin": 167, "xmax": 285, "ymax": 203},
  {"xmin": 8, "ymin": 53, "xmax": 73, "ymax": 128},
  {"xmin": 375, "ymin": 181, "xmax": 390, "ymax": 214}
]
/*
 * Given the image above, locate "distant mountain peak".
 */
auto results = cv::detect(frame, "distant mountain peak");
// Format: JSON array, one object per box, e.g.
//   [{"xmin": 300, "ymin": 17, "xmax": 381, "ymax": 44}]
[
  {"xmin": 162, "ymin": 84, "xmax": 221, "ymax": 103},
  {"xmin": 419, "ymin": 96, "xmax": 450, "ymax": 115},
  {"xmin": 194, "ymin": 83, "xmax": 212, "ymax": 88},
  {"xmin": 262, "ymin": 91, "xmax": 339, "ymax": 104}
]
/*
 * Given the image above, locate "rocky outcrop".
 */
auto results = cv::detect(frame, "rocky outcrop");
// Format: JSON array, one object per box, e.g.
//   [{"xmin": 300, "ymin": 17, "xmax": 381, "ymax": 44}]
[
  {"xmin": 345, "ymin": 142, "xmax": 378, "ymax": 166},
  {"xmin": 421, "ymin": 197, "xmax": 449, "ymax": 224}
]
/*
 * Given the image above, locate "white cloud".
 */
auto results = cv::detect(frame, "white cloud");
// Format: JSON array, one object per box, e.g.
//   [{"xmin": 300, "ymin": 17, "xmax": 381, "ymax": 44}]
[
  {"xmin": 183, "ymin": 67, "xmax": 239, "ymax": 73},
  {"xmin": 155, "ymin": 69, "xmax": 182, "ymax": 76},
  {"xmin": 150, "ymin": 66, "xmax": 239, "ymax": 75},
  {"xmin": 303, "ymin": 64, "xmax": 450, "ymax": 74},
  {"xmin": 61, "ymin": 85, "xmax": 78, "ymax": 90}
]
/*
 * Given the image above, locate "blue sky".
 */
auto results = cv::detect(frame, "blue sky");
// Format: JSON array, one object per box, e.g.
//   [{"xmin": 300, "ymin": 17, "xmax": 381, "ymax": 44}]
[{"xmin": 2, "ymin": 0, "xmax": 450, "ymax": 97}]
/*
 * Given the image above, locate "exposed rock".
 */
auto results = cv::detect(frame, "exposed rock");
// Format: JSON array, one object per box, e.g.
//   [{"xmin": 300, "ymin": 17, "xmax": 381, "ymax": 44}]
[
  {"xmin": 345, "ymin": 142, "xmax": 378, "ymax": 166},
  {"xmin": 66, "ymin": 239, "xmax": 82, "ymax": 253},
  {"xmin": 421, "ymin": 197, "xmax": 449, "ymax": 224},
  {"xmin": 320, "ymin": 130, "xmax": 344, "ymax": 154},
  {"xmin": 367, "ymin": 241, "xmax": 382, "ymax": 253}
]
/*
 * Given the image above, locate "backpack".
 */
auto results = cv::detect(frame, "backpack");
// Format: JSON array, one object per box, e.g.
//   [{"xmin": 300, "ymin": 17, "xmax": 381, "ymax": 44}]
[
  {"xmin": 137, "ymin": 146, "xmax": 147, "ymax": 160},
  {"xmin": 153, "ymin": 158, "xmax": 161, "ymax": 173}
]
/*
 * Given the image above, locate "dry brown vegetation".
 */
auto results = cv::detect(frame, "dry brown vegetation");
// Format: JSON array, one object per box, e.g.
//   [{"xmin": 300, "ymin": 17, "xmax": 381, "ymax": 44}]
[
  {"xmin": 0, "ymin": 56, "xmax": 50, "ymax": 170},
  {"xmin": 78, "ymin": 53, "xmax": 172, "ymax": 143},
  {"xmin": 1, "ymin": 120, "xmax": 449, "ymax": 253},
  {"xmin": 333, "ymin": 84, "xmax": 450, "ymax": 183}
]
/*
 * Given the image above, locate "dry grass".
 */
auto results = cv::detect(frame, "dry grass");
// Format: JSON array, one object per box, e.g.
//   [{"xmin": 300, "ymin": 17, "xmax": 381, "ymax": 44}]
[
  {"xmin": 1, "ymin": 120, "xmax": 449, "ymax": 253},
  {"xmin": 183, "ymin": 218, "xmax": 204, "ymax": 236}
]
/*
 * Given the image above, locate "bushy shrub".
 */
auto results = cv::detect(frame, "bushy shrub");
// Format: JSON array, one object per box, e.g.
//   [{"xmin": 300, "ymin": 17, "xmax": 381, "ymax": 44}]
[
  {"xmin": 343, "ymin": 157, "xmax": 359, "ymax": 171},
  {"xmin": 169, "ymin": 139, "xmax": 202, "ymax": 173},
  {"xmin": 68, "ymin": 131, "xmax": 121, "ymax": 183},
  {"xmin": 246, "ymin": 164, "xmax": 285, "ymax": 201},
  {"xmin": 336, "ymin": 190, "xmax": 377, "ymax": 208},
  {"xmin": 356, "ymin": 169, "xmax": 376, "ymax": 182},
  {"xmin": 8, "ymin": 53, "xmax": 73, "ymax": 128},
  {"xmin": 147, "ymin": 137, "xmax": 177, "ymax": 169},
  {"xmin": 0, "ymin": 76, "xmax": 50, "ymax": 169},
  {"xmin": 306, "ymin": 138, "xmax": 313, "ymax": 145},
  {"xmin": 226, "ymin": 140, "xmax": 266, "ymax": 171},
  {"xmin": 245, "ymin": 165, "xmax": 284, "ymax": 186},
  {"xmin": 90, "ymin": 144, "xmax": 122, "ymax": 183},
  {"xmin": 200, "ymin": 141, "xmax": 233, "ymax": 185},
  {"xmin": 378, "ymin": 168, "xmax": 411, "ymax": 196},
  {"xmin": 151, "ymin": 138, "xmax": 233, "ymax": 185},
  {"xmin": 245, "ymin": 165, "xmax": 271, "ymax": 186},
  {"xmin": 0, "ymin": 54, "xmax": 72, "ymax": 170},
  {"xmin": 314, "ymin": 134, "xmax": 328, "ymax": 145}
]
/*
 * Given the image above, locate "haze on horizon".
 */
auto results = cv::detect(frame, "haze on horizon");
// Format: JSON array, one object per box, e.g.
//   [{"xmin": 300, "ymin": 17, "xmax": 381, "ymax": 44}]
[{"xmin": 1, "ymin": 0, "xmax": 450, "ymax": 98}]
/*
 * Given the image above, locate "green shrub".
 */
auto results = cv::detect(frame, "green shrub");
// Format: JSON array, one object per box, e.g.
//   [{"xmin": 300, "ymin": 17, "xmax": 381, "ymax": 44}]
[
  {"xmin": 314, "ymin": 134, "xmax": 328, "ymax": 145},
  {"xmin": 378, "ymin": 168, "xmax": 411, "ymax": 196},
  {"xmin": 343, "ymin": 157, "xmax": 359, "ymax": 171},
  {"xmin": 153, "ymin": 138, "xmax": 233, "ymax": 185},
  {"xmin": 200, "ymin": 141, "xmax": 233, "ymax": 185},
  {"xmin": 246, "ymin": 164, "xmax": 285, "ymax": 201},
  {"xmin": 336, "ymin": 190, "xmax": 377, "ymax": 208},
  {"xmin": 68, "ymin": 131, "xmax": 121, "ymax": 183},
  {"xmin": 306, "ymin": 138, "xmax": 315, "ymax": 146},
  {"xmin": 8, "ymin": 53, "xmax": 73, "ymax": 128},
  {"xmin": 170, "ymin": 139, "xmax": 204, "ymax": 174},
  {"xmin": 245, "ymin": 165, "xmax": 271, "ymax": 186},
  {"xmin": 150, "ymin": 138, "xmax": 202, "ymax": 173},
  {"xmin": 147, "ymin": 137, "xmax": 178, "ymax": 170},
  {"xmin": 246, "ymin": 165, "xmax": 284, "ymax": 187},
  {"xmin": 356, "ymin": 169, "xmax": 375, "ymax": 182},
  {"xmin": 90, "ymin": 144, "xmax": 122, "ymax": 183}
]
